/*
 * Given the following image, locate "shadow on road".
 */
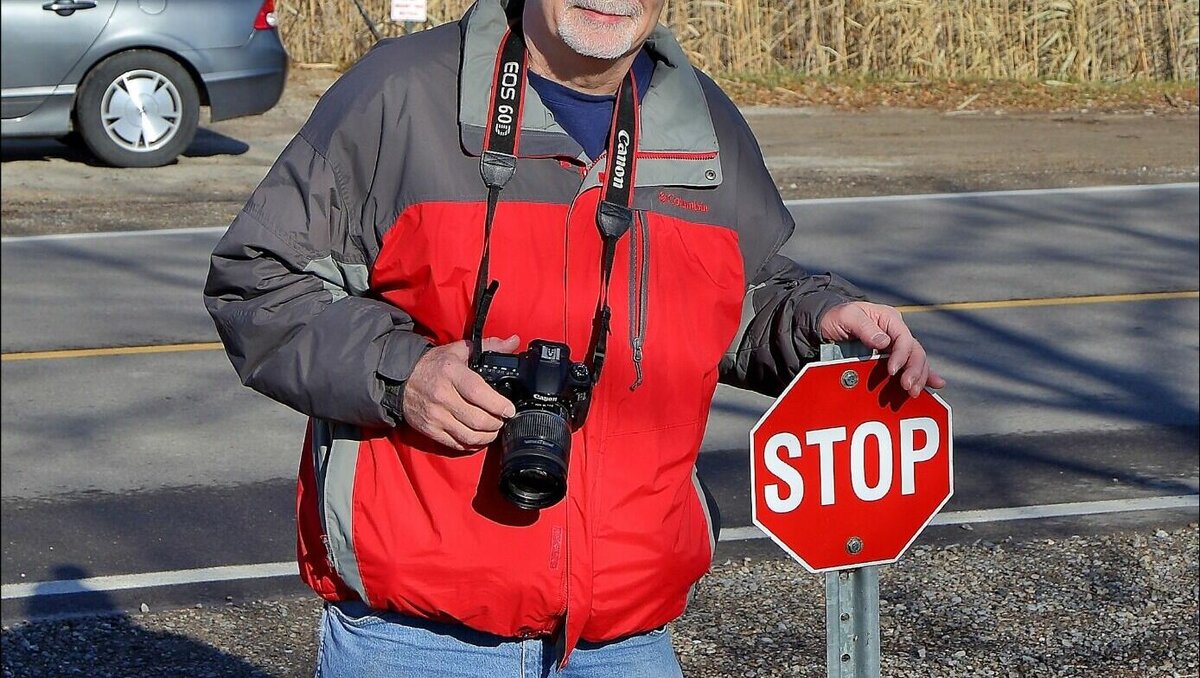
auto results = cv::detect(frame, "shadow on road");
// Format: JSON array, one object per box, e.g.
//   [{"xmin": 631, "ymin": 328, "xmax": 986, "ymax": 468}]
[
  {"xmin": 0, "ymin": 137, "xmax": 101, "ymax": 165},
  {"xmin": 0, "ymin": 128, "xmax": 248, "ymax": 165},
  {"xmin": 2, "ymin": 564, "xmax": 274, "ymax": 677},
  {"xmin": 185, "ymin": 128, "xmax": 251, "ymax": 158}
]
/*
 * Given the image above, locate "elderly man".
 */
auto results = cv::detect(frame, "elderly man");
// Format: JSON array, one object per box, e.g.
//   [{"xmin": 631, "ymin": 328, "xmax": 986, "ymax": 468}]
[{"xmin": 204, "ymin": 0, "xmax": 943, "ymax": 675}]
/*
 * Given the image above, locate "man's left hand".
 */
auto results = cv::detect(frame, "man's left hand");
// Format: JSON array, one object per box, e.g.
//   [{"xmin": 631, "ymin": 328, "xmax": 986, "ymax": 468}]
[{"xmin": 819, "ymin": 301, "xmax": 946, "ymax": 397}]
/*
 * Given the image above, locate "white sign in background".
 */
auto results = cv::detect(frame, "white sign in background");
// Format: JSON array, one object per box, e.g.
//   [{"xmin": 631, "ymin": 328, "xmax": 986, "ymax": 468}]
[{"xmin": 391, "ymin": 0, "xmax": 427, "ymax": 22}]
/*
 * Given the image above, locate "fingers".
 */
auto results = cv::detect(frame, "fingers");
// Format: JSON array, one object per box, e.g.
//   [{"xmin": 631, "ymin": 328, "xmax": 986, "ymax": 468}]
[
  {"xmin": 821, "ymin": 302, "xmax": 946, "ymax": 396},
  {"xmin": 467, "ymin": 334, "xmax": 520, "ymax": 419},
  {"xmin": 481, "ymin": 334, "xmax": 520, "ymax": 354},
  {"xmin": 430, "ymin": 386, "xmax": 507, "ymax": 449},
  {"xmin": 402, "ymin": 338, "xmax": 517, "ymax": 451},
  {"xmin": 881, "ymin": 323, "xmax": 940, "ymax": 397},
  {"xmin": 872, "ymin": 310, "xmax": 930, "ymax": 397},
  {"xmin": 454, "ymin": 366, "xmax": 516, "ymax": 420}
]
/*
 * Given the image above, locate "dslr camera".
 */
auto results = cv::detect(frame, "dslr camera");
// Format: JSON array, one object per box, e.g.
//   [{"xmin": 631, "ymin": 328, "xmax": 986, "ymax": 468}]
[{"xmin": 474, "ymin": 339, "xmax": 592, "ymax": 509}]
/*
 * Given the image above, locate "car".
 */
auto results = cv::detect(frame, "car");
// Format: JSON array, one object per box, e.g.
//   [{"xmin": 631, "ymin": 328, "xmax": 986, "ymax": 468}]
[{"xmin": 0, "ymin": 0, "xmax": 288, "ymax": 167}]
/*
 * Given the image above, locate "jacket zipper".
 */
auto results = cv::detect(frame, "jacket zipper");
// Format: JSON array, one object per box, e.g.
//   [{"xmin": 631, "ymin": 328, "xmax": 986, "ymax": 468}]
[
  {"xmin": 310, "ymin": 420, "xmax": 337, "ymax": 573},
  {"xmin": 628, "ymin": 211, "xmax": 649, "ymax": 391},
  {"xmin": 556, "ymin": 536, "xmax": 570, "ymax": 666},
  {"xmin": 637, "ymin": 150, "xmax": 719, "ymax": 161},
  {"xmin": 558, "ymin": 171, "xmax": 577, "ymax": 665}
]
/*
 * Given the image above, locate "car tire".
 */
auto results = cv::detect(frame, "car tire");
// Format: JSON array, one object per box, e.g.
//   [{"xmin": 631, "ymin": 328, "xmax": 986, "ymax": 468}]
[{"xmin": 75, "ymin": 50, "xmax": 199, "ymax": 168}]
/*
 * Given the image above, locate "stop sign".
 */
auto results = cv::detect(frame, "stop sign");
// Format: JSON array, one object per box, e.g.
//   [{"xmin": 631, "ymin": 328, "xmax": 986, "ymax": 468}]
[{"xmin": 750, "ymin": 354, "xmax": 953, "ymax": 573}]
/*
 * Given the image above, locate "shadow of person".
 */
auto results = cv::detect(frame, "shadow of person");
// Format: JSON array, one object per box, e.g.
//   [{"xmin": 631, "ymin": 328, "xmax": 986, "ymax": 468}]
[{"xmin": 2, "ymin": 564, "xmax": 275, "ymax": 677}]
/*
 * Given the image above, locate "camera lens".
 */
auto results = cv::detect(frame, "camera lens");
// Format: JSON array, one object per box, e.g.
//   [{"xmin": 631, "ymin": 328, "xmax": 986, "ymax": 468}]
[{"xmin": 498, "ymin": 410, "xmax": 570, "ymax": 509}]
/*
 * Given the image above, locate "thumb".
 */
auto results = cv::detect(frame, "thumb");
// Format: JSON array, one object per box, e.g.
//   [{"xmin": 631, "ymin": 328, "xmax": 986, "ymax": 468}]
[{"xmin": 481, "ymin": 334, "xmax": 520, "ymax": 353}]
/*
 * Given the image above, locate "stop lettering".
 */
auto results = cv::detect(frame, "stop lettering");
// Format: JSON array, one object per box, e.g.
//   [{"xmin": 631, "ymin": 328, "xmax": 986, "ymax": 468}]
[{"xmin": 750, "ymin": 355, "xmax": 953, "ymax": 573}]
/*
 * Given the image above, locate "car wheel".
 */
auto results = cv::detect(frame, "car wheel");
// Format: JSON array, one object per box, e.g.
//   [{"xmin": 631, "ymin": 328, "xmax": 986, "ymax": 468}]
[{"xmin": 75, "ymin": 50, "xmax": 199, "ymax": 168}]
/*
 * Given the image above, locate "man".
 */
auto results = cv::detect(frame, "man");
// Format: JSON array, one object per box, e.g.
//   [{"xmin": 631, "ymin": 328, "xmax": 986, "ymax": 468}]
[{"xmin": 204, "ymin": 0, "xmax": 944, "ymax": 675}]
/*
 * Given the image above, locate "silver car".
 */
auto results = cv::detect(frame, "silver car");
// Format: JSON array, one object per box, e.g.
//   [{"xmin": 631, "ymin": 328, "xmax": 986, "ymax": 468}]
[{"xmin": 1, "ymin": 0, "xmax": 288, "ymax": 167}]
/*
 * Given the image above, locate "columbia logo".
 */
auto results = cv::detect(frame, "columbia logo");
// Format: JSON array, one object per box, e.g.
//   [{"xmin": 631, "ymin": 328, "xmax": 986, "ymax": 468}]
[{"xmin": 658, "ymin": 191, "xmax": 709, "ymax": 213}]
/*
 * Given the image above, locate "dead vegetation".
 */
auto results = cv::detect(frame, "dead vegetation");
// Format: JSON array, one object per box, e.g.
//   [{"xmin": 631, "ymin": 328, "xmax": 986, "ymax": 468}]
[{"xmin": 277, "ymin": 0, "xmax": 1199, "ymax": 85}]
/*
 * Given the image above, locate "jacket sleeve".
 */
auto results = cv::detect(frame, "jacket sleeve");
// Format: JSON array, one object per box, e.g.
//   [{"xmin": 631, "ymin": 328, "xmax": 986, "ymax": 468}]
[
  {"xmin": 719, "ymin": 254, "xmax": 867, "ymax": 397},
  {"xmin": 203, "ymin": 132, "xmax": 430, "ymax": 428},
  {"xmin": 706, "ymin": 77, "xmax": 867, "ymax": 396}
]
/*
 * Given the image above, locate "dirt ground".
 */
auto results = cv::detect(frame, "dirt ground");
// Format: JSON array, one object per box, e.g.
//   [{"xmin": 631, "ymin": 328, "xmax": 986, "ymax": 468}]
[{"xmin": 1, "ymin": 68, "xmax": 1196, "ymax": 237}]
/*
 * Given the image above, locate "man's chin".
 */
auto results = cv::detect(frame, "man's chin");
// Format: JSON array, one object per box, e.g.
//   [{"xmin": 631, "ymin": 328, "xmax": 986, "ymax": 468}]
[{"xmin": 560, "ymin": 26, "xmax": 635, "ymax": 60}]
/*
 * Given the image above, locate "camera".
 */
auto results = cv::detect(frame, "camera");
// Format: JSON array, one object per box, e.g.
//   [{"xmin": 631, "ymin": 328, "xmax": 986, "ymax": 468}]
[{"xmin": 474, "ymin": 339, "xmax": 592, "ymax": 509}]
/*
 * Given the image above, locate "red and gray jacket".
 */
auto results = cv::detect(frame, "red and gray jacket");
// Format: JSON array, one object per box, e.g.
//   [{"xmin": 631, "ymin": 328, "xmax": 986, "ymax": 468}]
[{"xmin": 204, "ymin": 0, "xmax": 864, "ymax": 656}]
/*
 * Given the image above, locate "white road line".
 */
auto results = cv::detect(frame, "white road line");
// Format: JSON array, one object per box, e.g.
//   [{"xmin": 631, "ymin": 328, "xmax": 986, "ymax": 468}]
[
  {"xmin": 2, "ymin": 562, "xmax": 297, "ymax": 600},
  {"xmin": 3, "ymin": 494, "xmax": 1196, "ymax": 601},
  {"xmin": 721, "ymin": 494, "xmax": 1199, "ymax": 542},
  {"xmin": 2, "ymin": 183, "xmax": 1196, "ymax": 244},
  {"xmin": 0, "ymin": 226, "xmax": 227, "ymax": 244},
  {"xmin": 781, "ymin": 181, "xmax": 1198, "ymax": 207}
]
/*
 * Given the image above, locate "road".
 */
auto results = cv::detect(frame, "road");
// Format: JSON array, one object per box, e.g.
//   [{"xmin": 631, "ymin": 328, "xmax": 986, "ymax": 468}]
[{"xmin": 2, "ymin": 183, "xmax": 1198, "ymax": 622}]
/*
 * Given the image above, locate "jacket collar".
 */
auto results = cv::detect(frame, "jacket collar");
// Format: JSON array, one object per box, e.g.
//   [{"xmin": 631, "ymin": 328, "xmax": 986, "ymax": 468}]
[{"xmin": 458, "ymin": 0, "xmax": 721, "ymax": 189}]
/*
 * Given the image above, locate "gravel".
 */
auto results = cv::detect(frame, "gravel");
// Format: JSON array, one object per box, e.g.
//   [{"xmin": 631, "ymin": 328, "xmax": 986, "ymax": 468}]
[{"xmin": 3, "ymin": 523, "xmax": 1197, "ymax": 677}]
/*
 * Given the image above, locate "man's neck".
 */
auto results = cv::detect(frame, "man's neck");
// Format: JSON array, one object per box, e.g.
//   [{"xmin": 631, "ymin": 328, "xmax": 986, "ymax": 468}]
[{"xmin": 521, "ymin": 11, "xmax": 638, "ymax": 96}]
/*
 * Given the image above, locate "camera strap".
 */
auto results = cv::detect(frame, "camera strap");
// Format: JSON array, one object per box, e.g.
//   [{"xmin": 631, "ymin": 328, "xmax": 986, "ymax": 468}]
[
  {"xmin": 472, "ymin": 24, "xmax": 640, "ymax": 385},
  {"xmin": 587, "ymin": 66, "xmax": 639, "ymax": 385},
  {"xmin": 469, "ymin": 25, "xmax": 528, "ymax": 367}
]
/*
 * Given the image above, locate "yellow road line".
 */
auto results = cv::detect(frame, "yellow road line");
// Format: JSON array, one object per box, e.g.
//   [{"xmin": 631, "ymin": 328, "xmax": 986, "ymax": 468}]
[
  {"xmin": 896, "ymin": 290, "xmax": 1198, "ymax": 314},
  {"xmin": 2, "ymin": 342, "xmax": 223, "ymax": 362},
  {"xmin": 3, "ymin": 290, "xmax": 1197, "ymax": 362}
]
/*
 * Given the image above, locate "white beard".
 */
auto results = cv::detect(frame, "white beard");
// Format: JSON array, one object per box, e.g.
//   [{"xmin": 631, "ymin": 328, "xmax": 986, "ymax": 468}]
[{"xmin": 558, "ymin": 0, "xmax": 643, "ymax": 59}]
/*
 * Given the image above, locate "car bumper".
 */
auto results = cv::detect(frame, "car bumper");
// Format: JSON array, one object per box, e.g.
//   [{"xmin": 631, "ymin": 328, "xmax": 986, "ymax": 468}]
[{"xmin": 196, "ymin": 31, "xmax": 289, "ymax": 122}]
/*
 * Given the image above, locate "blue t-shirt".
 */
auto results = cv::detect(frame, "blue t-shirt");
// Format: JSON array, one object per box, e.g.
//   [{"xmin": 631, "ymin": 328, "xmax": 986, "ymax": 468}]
[{"xmin": 528, "ymin": 49, "xmax": 655, "ymax": 160}]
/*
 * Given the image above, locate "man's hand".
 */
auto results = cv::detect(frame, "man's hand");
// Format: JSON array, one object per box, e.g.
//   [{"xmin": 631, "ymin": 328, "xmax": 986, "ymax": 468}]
[
  {"xmin": 819, "ymin": 302, "xmax": 946, "ymax": 397},
  {"xmin": 402, "ymin": 335, "xmax": 520, "ymax": 451}
]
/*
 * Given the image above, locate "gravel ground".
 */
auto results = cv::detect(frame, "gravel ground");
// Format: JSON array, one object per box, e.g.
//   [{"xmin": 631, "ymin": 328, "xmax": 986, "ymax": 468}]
[{"xmin": 3, "ymin": 524, "xmax": 1196, "ymax": 677}]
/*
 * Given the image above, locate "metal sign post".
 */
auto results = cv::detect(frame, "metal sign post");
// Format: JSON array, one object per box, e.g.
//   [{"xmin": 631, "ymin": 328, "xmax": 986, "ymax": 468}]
[
  {"xmin": 826, "ymin": 566, "xmax": 880, "ymax": 677},
  {"xmin": 819, "ymin": 342, "xmax": 880, "ymax": 678},
  {"xmin": 750, "ymin": 341, "xmax": 953, "ymax": 678}
]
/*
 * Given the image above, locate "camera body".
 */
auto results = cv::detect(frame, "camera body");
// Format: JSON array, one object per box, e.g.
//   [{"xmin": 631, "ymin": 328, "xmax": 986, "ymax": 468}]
[
  {"xmin": 474, "ymin": 339, "xmax": 592, "ymax": 509},
  {"xmin": 475, "ymin": 339, "xmax": 592, "ymax": 427}
]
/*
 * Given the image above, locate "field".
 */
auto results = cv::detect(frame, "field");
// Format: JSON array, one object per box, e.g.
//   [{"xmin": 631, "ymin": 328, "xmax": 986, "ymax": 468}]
[{"xmin": 276, "ymin": 0, "xmax": 1199, "ymax": 85}]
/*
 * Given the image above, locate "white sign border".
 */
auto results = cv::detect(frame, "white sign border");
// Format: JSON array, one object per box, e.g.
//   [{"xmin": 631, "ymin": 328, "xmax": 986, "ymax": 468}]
[{"xmin": 748, "ymin": 354, "xmax": 955, "ymax": 574}]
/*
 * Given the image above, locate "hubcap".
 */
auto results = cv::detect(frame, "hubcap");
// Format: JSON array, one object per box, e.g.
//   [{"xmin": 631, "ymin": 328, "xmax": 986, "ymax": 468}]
[{"xmin": 100, "ymin": 69, "xmax": 182, "ymax": 152}]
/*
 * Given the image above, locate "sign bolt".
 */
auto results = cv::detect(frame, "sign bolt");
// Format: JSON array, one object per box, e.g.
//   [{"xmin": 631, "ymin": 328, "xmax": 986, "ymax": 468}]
[
  {"xmin": 846, "ymin": 536, "xmax": 864, "ymax": 554},
  {"xmin": 840, "ymin": 370, "xmax": 859, "ymax": 389}
]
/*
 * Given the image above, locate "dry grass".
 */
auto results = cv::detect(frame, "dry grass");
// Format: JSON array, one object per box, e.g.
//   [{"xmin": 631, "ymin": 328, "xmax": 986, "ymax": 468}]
[{"xmin": 277, "ymin": 0, "xmax": 1199, "ymax": 84}]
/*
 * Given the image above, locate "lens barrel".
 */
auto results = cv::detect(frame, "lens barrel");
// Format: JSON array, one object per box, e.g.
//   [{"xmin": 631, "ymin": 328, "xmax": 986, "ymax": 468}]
[{"xmin": 498, "ymin": 409, "xmax": 571, "ymax": 509}]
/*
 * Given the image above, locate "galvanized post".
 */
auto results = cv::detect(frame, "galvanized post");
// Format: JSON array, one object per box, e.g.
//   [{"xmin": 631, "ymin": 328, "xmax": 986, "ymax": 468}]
[
  {"xmin": 825, "ymin": 567, "xmax": 880, "ymax": 677},
  {"xmin": 819, "ymin": 342, "xmax": 881, "ymax": 678}
]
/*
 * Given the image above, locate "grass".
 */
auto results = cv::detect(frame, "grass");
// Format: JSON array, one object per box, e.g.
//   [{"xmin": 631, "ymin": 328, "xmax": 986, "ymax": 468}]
[{"xmin": 279, "ymin": 0, "xmax": 1200, "ymax": 85}]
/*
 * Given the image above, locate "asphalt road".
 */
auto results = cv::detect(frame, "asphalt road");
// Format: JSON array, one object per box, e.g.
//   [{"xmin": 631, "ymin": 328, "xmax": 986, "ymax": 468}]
[{"xmin": 2, "ymin": 183, "xmax": 1198, "ymax": 622}]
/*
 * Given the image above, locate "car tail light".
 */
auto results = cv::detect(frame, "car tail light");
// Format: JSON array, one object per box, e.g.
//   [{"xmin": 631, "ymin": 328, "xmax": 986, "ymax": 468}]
[{"xmin": 254, "ymin": 0, "xmax": 278, "ymax": 30}]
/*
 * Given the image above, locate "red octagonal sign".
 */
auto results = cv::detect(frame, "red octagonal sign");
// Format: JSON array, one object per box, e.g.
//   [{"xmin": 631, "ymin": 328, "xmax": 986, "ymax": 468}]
[{"xmin": 750, "ymin": 355, "xmax": 953, "ymax": 573}]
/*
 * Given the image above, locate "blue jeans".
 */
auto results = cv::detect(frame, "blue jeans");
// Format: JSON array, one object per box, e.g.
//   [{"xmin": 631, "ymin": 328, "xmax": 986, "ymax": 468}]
[{"xmin": 315, "ymin": 601, "xmax": 685, "ymax": 678}]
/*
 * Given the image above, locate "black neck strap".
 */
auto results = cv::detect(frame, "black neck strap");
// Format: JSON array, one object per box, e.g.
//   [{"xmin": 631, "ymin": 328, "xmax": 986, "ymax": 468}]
[{"xmin": 470, "ymin": 24, "xmax": 639, "ymax": 385}]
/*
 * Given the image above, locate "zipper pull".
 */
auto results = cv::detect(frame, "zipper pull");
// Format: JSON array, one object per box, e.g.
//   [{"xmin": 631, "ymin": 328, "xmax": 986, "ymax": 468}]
[{"xmin": 630, "ymin": 338, "xmax": 644, "ymax": 390}]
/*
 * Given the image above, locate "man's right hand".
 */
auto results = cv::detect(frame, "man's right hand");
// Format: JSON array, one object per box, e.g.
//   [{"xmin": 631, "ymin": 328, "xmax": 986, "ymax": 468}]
[{"xmin": 402, "ymin": 335, "xmax": 520, "ymax": 451}]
